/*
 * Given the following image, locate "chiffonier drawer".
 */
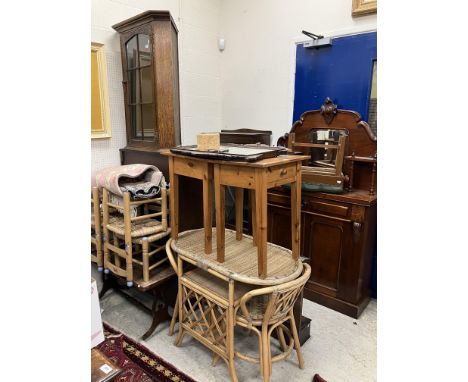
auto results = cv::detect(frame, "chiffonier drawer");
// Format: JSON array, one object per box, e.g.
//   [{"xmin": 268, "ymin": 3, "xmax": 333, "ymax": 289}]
[{"xmin": 303, "ymin": 200, "xmax": 351, "ymax": 219}]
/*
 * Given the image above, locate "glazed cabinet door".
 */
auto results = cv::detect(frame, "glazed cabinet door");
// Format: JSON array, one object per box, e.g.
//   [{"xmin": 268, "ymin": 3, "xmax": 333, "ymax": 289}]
[{"xmin": 301, "ymin": 211, "xmax": 353, "ymax": 299}]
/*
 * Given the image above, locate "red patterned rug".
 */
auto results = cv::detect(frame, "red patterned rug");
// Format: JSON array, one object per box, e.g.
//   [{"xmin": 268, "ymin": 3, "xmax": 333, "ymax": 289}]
[{"xmin": 97, "ymin": 323, "xmax": 197, "ymax": 382}]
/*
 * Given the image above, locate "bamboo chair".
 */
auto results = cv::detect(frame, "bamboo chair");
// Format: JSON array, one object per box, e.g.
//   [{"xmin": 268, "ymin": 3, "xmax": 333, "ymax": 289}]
[
  {"xmin": 166, "ymin": 239, "xmax": 257, "ymax": 382},
  {"xmin": 91, "ymin": 187, "xmax": 103, "ymax": 271},
  {"xmin": 102, "ymin": 187, "xmax": 170, "ymax": 287},
  {"xmin": 234, "ymin": 263, "xmax": 311, "ymax": 382}
]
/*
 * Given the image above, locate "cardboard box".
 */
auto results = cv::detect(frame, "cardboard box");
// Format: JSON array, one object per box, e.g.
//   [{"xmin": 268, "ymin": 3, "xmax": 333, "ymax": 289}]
[
  {"xmin": 91, "ymin": 278, "xmax": 105, "ymax": 348},
  {"xmin": 197, "ymin": 132, "xmax": 220, "ymax": 151}
]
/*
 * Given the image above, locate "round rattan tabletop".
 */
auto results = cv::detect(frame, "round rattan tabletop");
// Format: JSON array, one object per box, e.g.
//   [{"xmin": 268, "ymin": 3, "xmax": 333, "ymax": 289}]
[{"xmin": 171, "ymin": 228, "xmax": 303, "ymax": 285}]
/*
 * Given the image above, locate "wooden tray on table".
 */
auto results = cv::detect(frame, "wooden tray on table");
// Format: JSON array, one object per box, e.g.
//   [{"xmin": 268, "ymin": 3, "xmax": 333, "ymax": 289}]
[{"xmin": 170, "ymin": 144, "xmax": 288, "ymax": 162}]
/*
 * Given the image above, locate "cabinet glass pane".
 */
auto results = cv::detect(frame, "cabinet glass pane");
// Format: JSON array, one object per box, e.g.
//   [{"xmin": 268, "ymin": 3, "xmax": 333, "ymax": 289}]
[
  {"xmin": 140, "ymin": 67, "xmax": 153, "ymax": 103},
  {"xmin": 138, "ymin": 34, "xmax": 152, "ymax": 67},
  {"xmin": 126, "ymin": 36, "xmax": 138, "ymax": 69},
  {"xmin": 127, "ymin": 69, "xmax": 140, "ymax": 104},
  {"xmin": 130, "ymin": 105, "xmax": 142, "ymax": 138},
  {"xmin": 141, "ymin": 104, "xmax": 155, "ymax": 141}
]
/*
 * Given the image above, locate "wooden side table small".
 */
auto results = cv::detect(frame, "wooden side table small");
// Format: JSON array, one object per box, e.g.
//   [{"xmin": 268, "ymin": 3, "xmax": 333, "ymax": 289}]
[
  {"xmin": 162, "ymin": 150, "xmax": 309, "ymax": 278},
  {"xmin": 91, "ymin": 348, "xmax": 121, "ymax": 382},
  {"xmin": 213, "ymin": 157, "xmax": 307, "ymax": 278}
]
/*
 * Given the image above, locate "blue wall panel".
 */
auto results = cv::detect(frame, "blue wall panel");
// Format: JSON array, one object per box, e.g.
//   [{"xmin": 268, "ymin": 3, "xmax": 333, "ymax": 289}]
[
  {"xmin": 293, "ymin": 32, "xmax": 377, "ymax": 122},
  {"xmin": 293, "ymin": 31, "xmax": 377, "ymax": 298}
]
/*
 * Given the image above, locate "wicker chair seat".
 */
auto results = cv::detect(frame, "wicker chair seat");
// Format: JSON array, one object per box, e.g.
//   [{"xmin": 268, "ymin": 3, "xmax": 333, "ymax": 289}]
[
  {"xmin": 107, "ymin": 217, "xmax": 164, "ymax": 238},
  {"xmin": 92, "ymin": 213, "xmax": 119, "ymax": 227},
  {"xmin": 182, "ymin": 268, "xmax": 256, "ymax": 306},
  {"xmin": 133, "ymin": 227, "xmax": 172, "ymax": 244}
]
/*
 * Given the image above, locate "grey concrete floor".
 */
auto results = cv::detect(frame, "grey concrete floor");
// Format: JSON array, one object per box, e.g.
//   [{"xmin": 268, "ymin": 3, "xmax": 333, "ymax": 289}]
[{"xmin": 92, "ymin": 265, "xmax": 376, "ymax": 382}]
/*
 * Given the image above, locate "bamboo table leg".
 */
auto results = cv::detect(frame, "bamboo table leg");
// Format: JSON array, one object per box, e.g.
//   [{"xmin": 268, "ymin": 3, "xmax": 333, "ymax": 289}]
[
  {"xmin": 227, "ymin": 279, "xmax": 238, "ymax": 382},
  {"xmin": 235, "ymin": 188, "xmax": 244, "ymax": 240}
]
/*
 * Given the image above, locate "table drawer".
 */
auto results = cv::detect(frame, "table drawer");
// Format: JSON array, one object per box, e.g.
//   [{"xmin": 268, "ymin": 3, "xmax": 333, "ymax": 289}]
[
  {"xmin": 267, "ymin": 163, "xmax": 297, "ymax": 187},
  {"xmin": 173, "ymin": 157, "xmax": 208, "ymax": 179},
  {"xmin": 218, "ymin": 165, "xmax": 256, "ymax": 188}
]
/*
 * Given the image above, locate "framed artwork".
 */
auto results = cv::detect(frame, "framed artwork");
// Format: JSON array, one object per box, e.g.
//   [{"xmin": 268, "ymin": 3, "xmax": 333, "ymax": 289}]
[
  {"xmin": 352, "ymin": 0, "xmax": 377, "ymax": 17},
  {"xmin": 91, "ymin": 42, "xmax": 111, "ymax": 139}
]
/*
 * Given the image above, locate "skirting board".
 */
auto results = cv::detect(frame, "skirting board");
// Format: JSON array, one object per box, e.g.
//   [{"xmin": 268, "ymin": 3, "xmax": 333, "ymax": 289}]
[{"xmin": 304, "ymin": 288, "xmax": 371, "ymax": 319}]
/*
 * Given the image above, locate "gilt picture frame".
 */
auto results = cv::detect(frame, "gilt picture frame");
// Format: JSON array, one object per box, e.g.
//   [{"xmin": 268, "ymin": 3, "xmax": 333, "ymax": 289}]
[
  {"xmin": 91, "ymin": 42, "xmax": 112, "ymax": 139},
  {"xmin": 352, "ymin": 0, "xmax": 377, "ymax": 17}
]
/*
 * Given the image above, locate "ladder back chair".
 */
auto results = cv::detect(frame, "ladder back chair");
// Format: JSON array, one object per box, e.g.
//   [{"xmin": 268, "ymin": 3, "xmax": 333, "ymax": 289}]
[
  {"xmin": 91, "ymin": 187, "xmax": 103, "ymax": 271},
  {"xmin": 102, "ymin": 187, "xmax": 170, "ymax": 286}
]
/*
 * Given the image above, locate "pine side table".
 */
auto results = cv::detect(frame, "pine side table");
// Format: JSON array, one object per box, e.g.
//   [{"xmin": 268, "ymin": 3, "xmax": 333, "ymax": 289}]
[{"xmin": 162, "ymin": 150, "xmax": 309, "ymax": 278}]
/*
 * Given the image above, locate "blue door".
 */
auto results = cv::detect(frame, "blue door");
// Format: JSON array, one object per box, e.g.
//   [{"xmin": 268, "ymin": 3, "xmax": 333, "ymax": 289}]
[
  {"xmin": 293, "ymin": 31, "xmax": 377, "ymax": 298},
  {"xmin": 293, "ymin": 31, "xmax": 377, "ymax": 123}
]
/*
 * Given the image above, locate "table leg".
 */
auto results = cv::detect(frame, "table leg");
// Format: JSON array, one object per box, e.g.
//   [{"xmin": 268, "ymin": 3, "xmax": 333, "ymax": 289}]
[
  {"xmin": 168, "ymin": 157, "xmax": 179, "ymax": 240},
  {"xmin": 249, "ymin": 189, "xmax": 257, "ymax": 245},
  {"xmin": 214, "ymin": 164, "xmax": 225, "ymax": 262},
  {"xmin": 290, "ymin": 163, "xmax": 301, "ymax": 260},
  {"xmin": 141, "ymin": 289, "xmax": 171, "ymax": 340},
  {"xmin": 235, "ymin": 188, "xmax": 244, "ymax": 240},
  {"xmin": 203, "ymin": 164, "xmax": 213, "ymax": 254},
  {"xmin": 255, "ymin": 169, "xmax": 267, "ymax": 278}
]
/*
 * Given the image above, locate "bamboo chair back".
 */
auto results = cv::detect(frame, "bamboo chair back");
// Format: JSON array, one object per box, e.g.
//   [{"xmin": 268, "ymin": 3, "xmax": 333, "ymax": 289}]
[
  {"xmin": 238, "ymin": 263, "xmax": 311, "ymax": 327},
  {"xmin": 235, "ymin": 264, "xmax": 311, "ymax": 381},
  {"xmin": 102, "ymin": 187, "xmax": 169, "ymax": 286}
]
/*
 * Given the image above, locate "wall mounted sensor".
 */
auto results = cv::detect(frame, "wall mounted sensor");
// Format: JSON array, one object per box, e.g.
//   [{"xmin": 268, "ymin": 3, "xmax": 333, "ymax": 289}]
[
  {"xmin": 218, "ymin": 38, "xmax": 225, "ymax": 51},
  {"xmin": 302, "ymin": 30, "xmax": 332, "ymax": 49}
]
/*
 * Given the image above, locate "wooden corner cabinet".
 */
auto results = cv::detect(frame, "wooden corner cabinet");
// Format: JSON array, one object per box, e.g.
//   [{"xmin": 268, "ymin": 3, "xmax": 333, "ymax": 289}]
[
  {"xmin": 269, "ymin": 98, "xmax": 377, "ymax": 318},
  {"xmin": 113, "ymin": 10, "xmax": 181, "ymax": 151},
  {"xmin": 113, "ymin": 11, "xmax": 203, "ymax": 233}
]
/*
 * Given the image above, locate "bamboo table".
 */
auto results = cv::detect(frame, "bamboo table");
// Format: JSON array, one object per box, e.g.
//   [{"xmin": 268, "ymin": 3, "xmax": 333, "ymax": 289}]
[
  {"xmin": 171, "ymin": 228, "xmax": 303, "ymax": 285},
  {"xmin": 168, "ymin": 231, "xmax": 304, "ymax": 382},
  {"xmin": 161, "ymin": 150, "xmax": 309, "ymax": 278}
]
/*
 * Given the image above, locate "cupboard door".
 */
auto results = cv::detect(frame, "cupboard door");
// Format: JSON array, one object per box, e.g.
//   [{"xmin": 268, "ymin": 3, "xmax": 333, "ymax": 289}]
[
  {"xmin": 267, "ymin": 204, "xmax": 292, "ymax": 251},
  {"xmin": 302, "ymin": 212, "xmax": 353, "ymax": 298}
]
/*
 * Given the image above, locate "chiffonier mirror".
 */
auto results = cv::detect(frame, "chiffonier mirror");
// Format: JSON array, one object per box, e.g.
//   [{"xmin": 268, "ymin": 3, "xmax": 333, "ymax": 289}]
[
  {"xmin": 287, "ymin": 127, "xmax": 348, "ymax": 192},
  {"xmin": 278, "ymin": 97, "xmax": 377, "ymax": 194},
  {"xmin": 113, "ymin": 11, "xmax": 181, "ymax": 151}
]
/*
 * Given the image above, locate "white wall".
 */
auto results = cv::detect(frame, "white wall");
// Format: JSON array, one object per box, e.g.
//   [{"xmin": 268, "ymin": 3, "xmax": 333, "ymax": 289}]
[
  {"xmin": 91, "ymin": 0, "xmax": 376, "ymax": 172},
  {"xmin": 219, "ymin": 0, "xmax": 377, "ymax": 144},
  {"xmin": 91, "ymin": 0, "xmax": 222, "ymax": 172}
]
